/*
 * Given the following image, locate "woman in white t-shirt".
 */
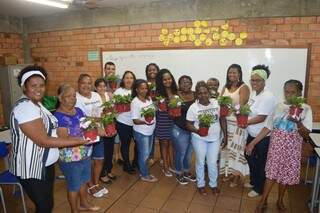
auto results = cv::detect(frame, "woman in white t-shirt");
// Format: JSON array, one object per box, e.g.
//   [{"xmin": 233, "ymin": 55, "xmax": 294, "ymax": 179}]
[
  {"xmin": 186, "ymin": 81, "xmax": 227, "ymax": 196},
  {"xmin": 244, "ymin": 65, "xmax": 277, "ymax": 198},
  {"xmin": 131, "ymin": 79, "xmax": 158, "ymax": 182},
  {"xmin": 10, "ymin": 65, "xmax": 86, "ymax": 213},
  {"xmin": 75, "ymin": 74, "xmax": 109, "ymax": 198},
  {"xmin": 114, "ymin": 71, "xmax": 137, "ymax": 174},
  {"xmin": 247, "ymin": 80, "xmax": 312, "ymax": 212}
]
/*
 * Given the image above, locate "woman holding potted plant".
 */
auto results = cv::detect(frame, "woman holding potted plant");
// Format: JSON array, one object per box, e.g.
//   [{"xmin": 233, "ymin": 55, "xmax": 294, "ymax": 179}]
[
  {"xmin": 219, "ymin": 64, "xmax": 250, "ymax": 188},
  {"xmin": 186, "ymin": 81, "xmax": 227, "ymax": 195},
  {"xmin": 145, "ymin": 63, "xmax": 160, "ymax": 165},
  {"xmin": 155, "ymin": 69, "xmax": 178, "ymax": 177},
  {"xmin": 75, "ymin": 74, "xmax": 110, "ymax": 198},
  {"xmin": 93, "ymin": 78, "xmax": 117, "ymax": 188},
  {"xmin": 244, "ymin": 65, "xmax": 277, "ymax": 198},
  {"xmin": 131, "ymin": 79, "xmax": 158, "ymax": 182},
  {"xmin": 54, "ymin": 84, "xmax": 100, "ymax": 212},
  {"xmin": 171, "ymin": 75, "xmax": 196, "ymax": 185},
  {"xmin": 114, "ymin": 71, "xmax": 137, "ymax": 174},
  {"xmin": 248, "ymin": 80, "xmax": 312, "ymax": 212}
]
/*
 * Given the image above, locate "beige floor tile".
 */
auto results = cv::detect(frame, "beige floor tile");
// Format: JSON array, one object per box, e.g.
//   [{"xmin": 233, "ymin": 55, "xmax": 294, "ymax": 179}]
[
  {"xmin": 187, "ymin": 203, "xmax": 213, "ymax": 213},
  {"xmin": 133, "ymin": 206, "xmax": 159, "ymax": 213},
  {"xmin": 160, "ymin": 199, "xmax": 189, "ymax": 213},
  {"xmin": 215, "ymin": 195, "xmax": 241, "ymax": 212},
  {"xmin": 191, "ymin": 188, "xmax": 218, "ymax": 206}
]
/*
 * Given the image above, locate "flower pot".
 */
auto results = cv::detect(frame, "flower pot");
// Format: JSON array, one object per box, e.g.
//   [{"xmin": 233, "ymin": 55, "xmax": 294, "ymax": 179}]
[
  {"xmin": 289, "ymin": 106, "xmax": 303, "ymax": 119},
  {"xmin": 115, "ymin": 103, "xmax": 130, "ymax": 113},
  {"xmin": 199, "ymin": 126, "xmax": 209, "ymax": 137},
  {"xmin": 236, "ymin": 115, "xmax": 248, "ymax": 127},
  {"xmin": 83, "ymin": 129, "xmax": 98, "ymax": 141},
  {"xmin": 144, "ymin": 115, "xmax": 154, "ymax": 123},
  {"xmin": 220, "ymin": 105, "xmax": 229, "ymax": 117},
  {"xmin": 108, "ymin": 81, "xmax": 117, "ymax": 91},
  {"xmin": 168, "ymin": 107, "xmax": 181, "ymax": 117},
  {"xmin": 158, "ymin": 101, "xmax": 167, "ymax": 112},
  {"xmin": 104, "ymin": 123, "xmax": 117, "ymax": 136}
]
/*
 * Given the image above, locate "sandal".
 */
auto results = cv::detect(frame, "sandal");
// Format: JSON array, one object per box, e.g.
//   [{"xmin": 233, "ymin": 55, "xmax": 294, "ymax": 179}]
[
  {"xmin": 87, "ymin": 185, "xmax": 104, "ymax": 198},
  {"xmin": 107, "ymin": 173, "xmax": 117, "ymax": 180},
  {"xmin": 100, "ymin": 176, "xmax": 112, "ymax": 184},
  {"xmin": 222, "ymin": 175, "xmax": 233, "ymax": 182}
]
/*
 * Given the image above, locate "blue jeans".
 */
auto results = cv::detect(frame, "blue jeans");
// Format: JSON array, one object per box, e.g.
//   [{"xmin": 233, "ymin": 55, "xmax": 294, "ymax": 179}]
[
  {"xmin": 191, "ymin": 136, "xmax": 220, "ymax": 188},
  {"xmin": 133, "ymin": 130, "xmax": 153, "ymax": 177},
  {"xmin": 171, "ymin": 124, "xmax": 192, "ymax": 174}
]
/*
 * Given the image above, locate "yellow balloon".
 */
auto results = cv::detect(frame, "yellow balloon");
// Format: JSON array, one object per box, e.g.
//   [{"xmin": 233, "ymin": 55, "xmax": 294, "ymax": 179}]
[
  {"xmin": 194, "ymin": 20, "xmax": 201, "ymax": 28},
  {"xmin": 235, "ymin": 38, "xmax": 243, "ymax": 46},
  {"xmin": 201, "ymin": 20, "xmax": 208, "ymax": 27},
  {"xmin": 221, "ymin": 23, "xmax": 229, "ymax": 30},
  {"xmin": 240, "ymin": 32, "xmax": 248, "ymax": 39},
  {"xmin": 180, "ymin": 35, "xmax": 187, "ymax": 42},
  {"xmin": 227, "ymin": 33, "xmax": 236, "ymax": 41},
  {"xmin": 181, "ymin": 27, "xmax": 188, "ymax": 35},
  {"xmin": 194, "ymin": 39, "xmax": 202, "ymax": 46},
  {"xmin": 188, "ymin": 34, "xmax": 196, "ymax": 41},
  {"xmin": 199, "ymin": 34, "xmax": 207, "ymax": 41},
  {"xmin": 211, "ymin": 27, "xmax": 219, "ymax": 32},
  {"xmin": 212, "ymin": 32, "xmax": 220, "ymax": 40},
  {"xmin": 194, "ymin": 28, "xmax": 202, "ymax": 34},
  {"xmin": 173, "ymin": 29, "xmax": 181, "ymax": 36},
  {"xmin": 173, "ymin": 36, "xmax": 180, "ymax": 43},
  {"xmin": 187, "ymin": 28, "xmax": 194, "ymax": 35},
  {"xmin": 219, "ymin": 38, "xmax": 227, "ymax": 46},
  {"xmin": 205, "ymin": 38, "xmax": 213, "ymax": 46},
  {"xmin": 203, "ymin": 28, "xmax": 210, "ymax": 34},
  {"xmin": 163, "ymin": 40, "xmax": 170, "ymax": 46},
  {"xmin": 221, "ymin": 30, "xmax": 229, "ymax": 38},
  {"xmin": 161, "ymin": 28, "xmax": 169, "ymax": 35},
  {"xmin": 159, "ymin": 34, "xmax": 166, "ymax": 42}
]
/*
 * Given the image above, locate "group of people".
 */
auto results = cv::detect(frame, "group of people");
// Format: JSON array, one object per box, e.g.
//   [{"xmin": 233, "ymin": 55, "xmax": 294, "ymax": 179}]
[{"xmin": 8, "ymin": 62, "xmax": 313, "ymax": 213}]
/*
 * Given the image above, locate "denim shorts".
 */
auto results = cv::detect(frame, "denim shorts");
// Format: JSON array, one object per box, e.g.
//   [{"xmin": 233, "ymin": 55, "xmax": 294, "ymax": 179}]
[
  {"xmin": 91, "ymin": 140, "xmax": 104, "ymax": 160},
  {"xmin": 59, "ymin": 157, "xmax": 91, "ymax": 191}
]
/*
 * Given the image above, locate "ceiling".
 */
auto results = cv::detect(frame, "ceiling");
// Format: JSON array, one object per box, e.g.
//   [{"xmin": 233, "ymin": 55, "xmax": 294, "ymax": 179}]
[{"xmin": 0, "ymin": 0, "xmax": 163, "ymax": 18}]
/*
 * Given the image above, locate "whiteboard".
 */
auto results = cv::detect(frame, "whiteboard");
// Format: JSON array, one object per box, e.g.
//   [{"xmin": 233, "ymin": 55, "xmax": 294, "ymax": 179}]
[{"xmin": 102, "ymin": 48, "xmax": 309, "ymax": 102}]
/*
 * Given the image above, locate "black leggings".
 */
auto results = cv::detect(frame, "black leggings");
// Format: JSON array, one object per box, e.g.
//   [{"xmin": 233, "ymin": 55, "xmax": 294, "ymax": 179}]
[
  {"xmin": 116, "ymin": 121, "xmax": 136, "ymax": 164},
  {"xmin": 102, "ymin": 136, "xmax": 116, "ymax": 174},
  {"xmin": 19, "ymin": 164, "xmax": 55, "ymax": 213}
]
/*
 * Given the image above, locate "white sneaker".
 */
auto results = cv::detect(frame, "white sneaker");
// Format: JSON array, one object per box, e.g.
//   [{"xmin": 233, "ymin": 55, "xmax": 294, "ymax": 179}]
[
  {"xmin": 247, "ymin": 190, "xmax": 259, "ymax": 198},
  {"xmin": 141, "ymin": 175, "xmax": 158, "ymax": 182},
  {"xmin": 99, "ymin": 187, "xmax": 109, "ymax": 195},
  {"xmin": 244, "ymin": 182, "xmax": 254, "ymax": 188},
  {"xmin": 162, "ymin": 169, "xmax": 173, "ymax": 177}
]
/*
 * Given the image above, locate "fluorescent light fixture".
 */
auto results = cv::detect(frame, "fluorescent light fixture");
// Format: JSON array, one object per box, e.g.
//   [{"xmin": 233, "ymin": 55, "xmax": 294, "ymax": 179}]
[{"xmin": 25, "ymin": 0, "xmax": 69, "ymax": 9}]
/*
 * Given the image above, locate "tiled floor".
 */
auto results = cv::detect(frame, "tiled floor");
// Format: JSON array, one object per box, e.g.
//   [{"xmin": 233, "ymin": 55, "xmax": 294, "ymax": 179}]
[{"xmin": 1, "ymin": 144, "xmax": 313, "ymax": 213}]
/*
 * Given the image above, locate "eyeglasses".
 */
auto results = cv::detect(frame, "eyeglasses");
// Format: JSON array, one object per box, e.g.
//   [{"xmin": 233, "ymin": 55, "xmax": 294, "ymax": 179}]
[{"xmin": 250, "ymin": 79, "xmax": 264, "ymax": 83}]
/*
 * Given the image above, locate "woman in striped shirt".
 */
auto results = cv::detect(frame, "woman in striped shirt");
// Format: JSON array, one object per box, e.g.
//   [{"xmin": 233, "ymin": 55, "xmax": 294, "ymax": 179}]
[{"xmin": 9, "ymin": 65, "xmax": 87, "ymax": 213}]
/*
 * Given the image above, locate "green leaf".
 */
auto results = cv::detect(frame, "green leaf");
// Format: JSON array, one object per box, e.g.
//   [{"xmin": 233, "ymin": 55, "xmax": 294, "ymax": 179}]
[
  {"xmin": 218, "ymin": 96, "xmax": 232, "ymax": 106},
  {"xmin": 198, "ymin": 113, "xmax": 215, "ymax": 127},
  {"xmin": 287, "ymin": 96, "xmax": 304, "ymax": 107}
]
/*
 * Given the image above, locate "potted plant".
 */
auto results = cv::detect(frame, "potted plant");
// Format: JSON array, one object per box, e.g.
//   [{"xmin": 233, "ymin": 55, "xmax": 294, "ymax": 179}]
[
  {"xmin": 287, "ymin": 96, "xmax": 304, "ymax": 119},
  {"xmin": 101, "ymin": 100, "xmax": 114, "ymax": 114},
  {"xmin": 233, "ymin": 104, "xmax": 251, "ymax": 128},
  {"xmin": 198, "ymin": 113, "xmax": 215, "ymax": 137},
  {"xmin": 218, "ymin": 96, "xmax": 233, "ymax": 117},
  {"xmin": 156, "ymin": 95, "xmax": 167, "ymax": 112},
  {"xmin": 105, "ymin": 74, "xmax": 119, "ymax": 91},
  {"xmin": 168, "ymin": 95, "xmax": 183, "ymax": 117},
  {"xmin": 101, "ymin": 112, "xmax": 117, "ymax": 136},
  {"xmin": 80, "ymin": 117, "xmax": 99, "ymax": 142},
  {"xmin": 148, "ymin": 82, "xmax": 156, "ymax": 100},
  {"xmin": 141, "ymin": 107, "xmax": 156, "ymax": 123},
  {"xmin": 113, "ymin": 94, "xmax": 132, "ymax": 113}
]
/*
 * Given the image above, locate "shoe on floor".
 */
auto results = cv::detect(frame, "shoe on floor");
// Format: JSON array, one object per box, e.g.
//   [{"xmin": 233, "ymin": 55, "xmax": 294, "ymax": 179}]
[
  {"xmin": 248, "ymin": 190, "xmax": 260, "ymax": 198},
  {"xmin": 162, "ymin": 169, "xmax": 173, "ymax": 177},
  {"xmin": 198, "ymin": 187, "xmax": 207, "ymax": 196},
  {"xmin": 176, "ymin": 175, "xmax": 188, "ymax": 185},
  {"xmin": 141, "ymin": 175, "xmax": 158, "ymax": 182},
  {"xmin": 98, "ymin": 186, "xmax": 109, "ymax": 195},
  {"xmin": 244, "ymin": 182, "xmax": 254, "ymax": 188},
  {"xmin": 87, "ymin": 185, "xmax": 104, "ymax": 198},
  {"xmin": 183, "ymin": 173, "xmax": 196, "ymax": 182}
]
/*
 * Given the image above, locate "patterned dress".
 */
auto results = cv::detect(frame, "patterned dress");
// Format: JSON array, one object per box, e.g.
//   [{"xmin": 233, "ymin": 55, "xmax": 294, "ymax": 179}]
[
  {"xmin": 156, "ymin": 110, "xmax": 173, "ymax": 140},
  {"xmin": 265, "ymin": 102, "xmax": 313, "ymax": 185},
  {"xmin": 219, "ymin": 85, "xmax": 249, "ymax": 176}
]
